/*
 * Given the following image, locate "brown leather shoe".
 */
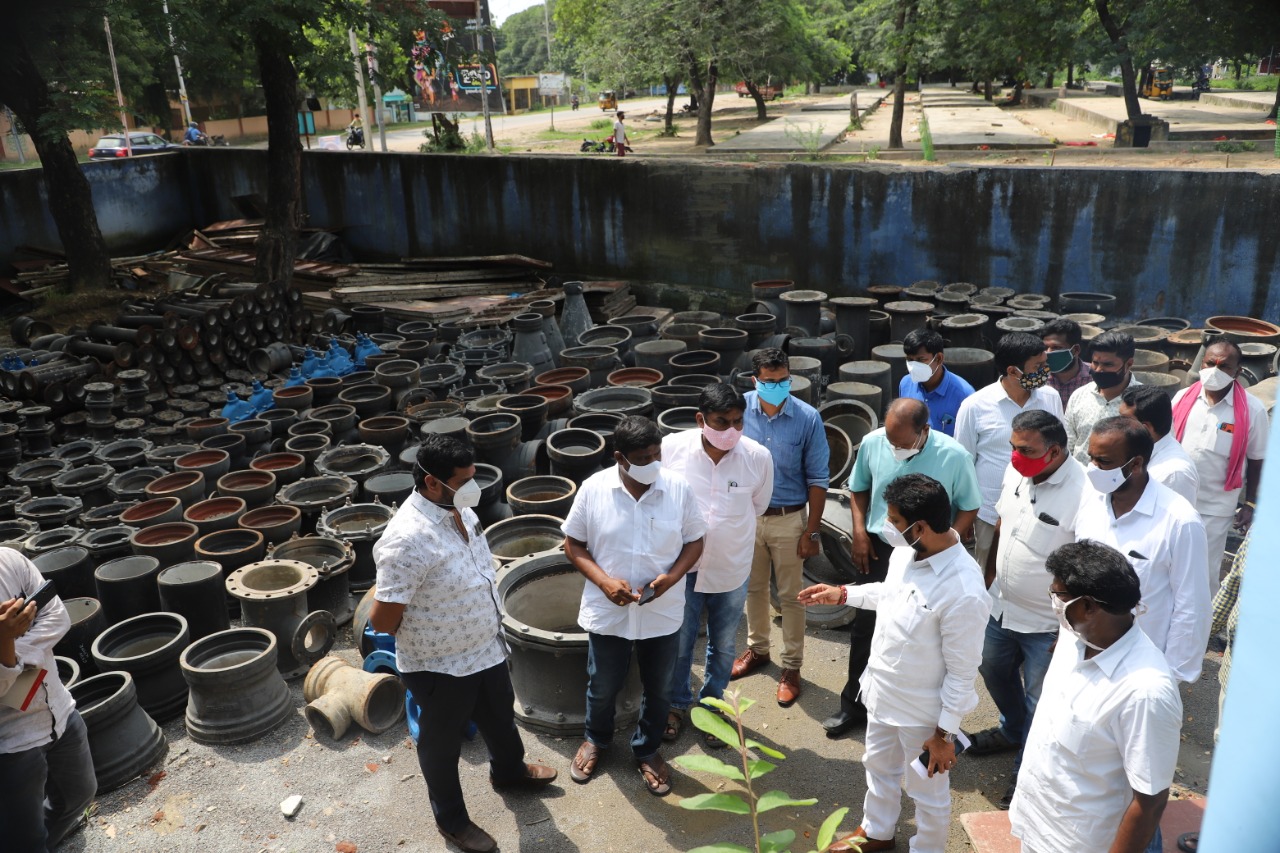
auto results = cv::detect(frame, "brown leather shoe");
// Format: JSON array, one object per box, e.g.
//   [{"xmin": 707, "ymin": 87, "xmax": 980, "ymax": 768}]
[
  {"xmin": 776, "ymin": 668, "xmax": 801, "ymax": 706},
  {"xmin": 829, "ymin": 826, "xmax": 896, "ymax": 852},
  {"xmin": 491, "ymin": 761, "xmax": 558, "ymax": 790},
  {"xmin": 730, "ymin": 648, "xmax": 770, "ymax": 680},
  {"xmin": 438, "ymin": 821, "xmax": 497, "ymax": 853}
]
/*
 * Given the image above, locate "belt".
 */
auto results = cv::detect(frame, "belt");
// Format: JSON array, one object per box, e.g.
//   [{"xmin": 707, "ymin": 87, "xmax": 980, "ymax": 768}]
[{"xmin": 763, "ymin": 504, "xmax": 805, "ymax": 517}]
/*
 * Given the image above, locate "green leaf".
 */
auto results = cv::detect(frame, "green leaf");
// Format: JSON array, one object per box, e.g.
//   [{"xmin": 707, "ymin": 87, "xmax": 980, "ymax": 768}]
[
  {"xmin": 735, "ymin": 696, "xmax": 756, "ymax": 714},
  {"xmin": 671, "ymin": 754, "xmax": 745, "ymax": 781},
  {"xmin": 746, "ymin": 758, "xmax": 778, "ymax": 780},
  {"xmin": 679, "ymin": 792, "xmax": 751, "ymax": 815},
  {"xmin": 744, "ymin": 739, "xmax": 786, "ymax": 760},
  {"xmin": 700, "ymin": 696, "xmax": 736, "ymax": 716},
  {"xmin": 688, "ymin": 844, "xmax": 753, "ymax": 853},
  {"xmin": 691, "ymin": 706, "xmax": 741, "ymax": 748},
  {"xmin": 761, "ymin": 829, "xmax": 796, "ymax": 853},
  {"xmin": 756, "ymin": 790, "xmax": 818, "ymax": 813},
  {"xmin": 817, "ymin": 806, "xmax": 851, "ymax": 851}
]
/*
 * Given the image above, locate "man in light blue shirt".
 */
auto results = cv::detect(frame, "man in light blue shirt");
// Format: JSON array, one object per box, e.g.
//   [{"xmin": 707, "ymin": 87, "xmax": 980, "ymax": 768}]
[
  {"xmin": 898, "ymin": 329, "xmax": 975, "ymax": 437},
  {"xmin": 822, "ymin": 397, "xmax": 981, "ymax": 738},
  {"xmin": 731, "ymin": 348, "xmax": 830, "ymax": 708}
]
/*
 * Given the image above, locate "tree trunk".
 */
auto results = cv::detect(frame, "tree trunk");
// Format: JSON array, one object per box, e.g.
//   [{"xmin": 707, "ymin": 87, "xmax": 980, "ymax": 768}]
[
  {"xmin": 1234, "ymin": 60, "xmax": 1242, "ymax": 81},
  {"xmin": 1044, "ymin": 72, "xmax": 1054, "ymax": 88},
  {"xmin": 984, "ymin": 80, "xmax": 993, "ymax": 101},
  {"xmin": 688, "ymin": 59, "xmax": 717, "ymax": 147},
  {"xmin": 1092, "ymin": 0, "xmax": 1142, "ymax": 119},
  {"xmin": 252, "ymin": 27, "xmax": 301, "ymax": 287},
  {"xmin": 1010, "ymin": 80, "xmax": 1024, "ymax": 106},
  {"xmin": 0, "ymin": 27, "xmax": 112, "ymax": 293},
  {"xmin": 663, "ymin": 75, "xmax": 677, "ymax": 134},
  {"xmin": 889, "ymin": 72, "xmax": 907, "ymax": 149},
  {"xmin": 745, "ymin": 81, "xmax": 768, "ymax": 120},
  {"xmin": 1269, "ymin": 72, "xmax": 1280, "ymax": 121},
  {"xmin": 1067, "ymin": 62, "xmax": 1075, "ymax": 87}
]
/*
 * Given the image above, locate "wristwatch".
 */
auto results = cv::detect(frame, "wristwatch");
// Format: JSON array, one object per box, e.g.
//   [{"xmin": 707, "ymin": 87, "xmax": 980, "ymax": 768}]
[
  {"xmin": 808, "ymin": 531, "xmax": 821, "ymax": 542},
  {"xmin": 938, "ymin": 729, "xmax": 956, "ymax": 743}
]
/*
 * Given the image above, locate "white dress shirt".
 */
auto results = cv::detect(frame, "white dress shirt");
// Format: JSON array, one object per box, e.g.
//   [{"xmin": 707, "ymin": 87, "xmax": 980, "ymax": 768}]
[
  {"xmin": 1064, "ymin": 375, "xmax": 1142, "ymax": 462},
  {"xmin": 0, "ymin": 548, "xmax": 74, "ymax": 754},
  {"xmin": 991, "ymin": 457, "xmax": 1088, "ymax": 634},
  {"xmin": 1171, "ymin": 385, "xmax": 1269, "ymax": 517},
  {"xmin": 374, "ymin": 491, "xmax": 507, "ymax": 677},
  {"xmin": 841, "ymin": 539, "xmax": 991, "ymax": 733},
  {"xmin": 1074, "ymin": 478, "xmax": 1210, "ymax": 682},
  {"xmin": 955, "ymin": 380, "xmax": 1064, "ymax": 524},
  {"xmin": 562, "ymin": 465, "xmax": 707, "ymax": 640},
  {"xmin": 661, "ymin": 429, "xmax": 773, "ymax": 593},
  {"xmin": 1147, "ymin": 432, "xmax": 1200, "ymax": 507},
  {"xmin": 1010, "ymin": 626, "xmax": 1182, "ymax": 853}
]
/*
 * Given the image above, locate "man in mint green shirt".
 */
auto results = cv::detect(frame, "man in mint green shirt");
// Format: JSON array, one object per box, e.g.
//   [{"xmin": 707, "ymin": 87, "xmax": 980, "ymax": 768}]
[{"xmin": 823, "ymin": 397, "xmax": 981, "ymax": 737}]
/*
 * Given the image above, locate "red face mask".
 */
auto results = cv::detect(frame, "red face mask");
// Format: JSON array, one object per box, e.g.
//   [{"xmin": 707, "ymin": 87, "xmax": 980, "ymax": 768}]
[{"xmin": 1011, "ymin": 449, "xmax": 1052, "ymax": 478}]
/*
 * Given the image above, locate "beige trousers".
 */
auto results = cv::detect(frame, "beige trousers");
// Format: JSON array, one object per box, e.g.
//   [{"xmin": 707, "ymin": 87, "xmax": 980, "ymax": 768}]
[{"xmin": 745, "ymin": 510, "xmax": 806, "ymax": 670}]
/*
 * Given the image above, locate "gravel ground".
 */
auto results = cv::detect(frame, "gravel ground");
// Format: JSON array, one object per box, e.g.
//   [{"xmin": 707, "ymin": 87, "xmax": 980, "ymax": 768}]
[{"xmin": 59, "ymin": 613, "xmax": 1218, "ymax": 853}]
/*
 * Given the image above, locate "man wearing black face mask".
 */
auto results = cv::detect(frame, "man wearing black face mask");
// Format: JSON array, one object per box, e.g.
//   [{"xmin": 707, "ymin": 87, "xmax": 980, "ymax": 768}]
[
  {"xmin": 370, "ymin": 436, "xmax": 557, "ymax": 853},
  {"xmin": 1064, "ymin": 330, "xmax": 1141, "ymax": 463},
  {"xmin": 1010, "ymin": 540, "xmax": 1182, "ymax": 853},
  {"xmin": 1073, "ymin": 417, "xmax": 1209, "ymax": 684}
]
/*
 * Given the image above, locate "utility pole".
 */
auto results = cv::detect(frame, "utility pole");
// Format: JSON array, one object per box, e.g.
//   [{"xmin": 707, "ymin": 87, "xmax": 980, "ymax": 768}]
[
  {"xmin": 475, "ymin": 1, "xmax": 494, "ymax": 150},
  {"xmin": 541, "ymin": 1, "xmax": 553, "ymax": 66},
  {"xmin": 365, "ymin": 38, "xmax": 388, "ymax": 151},
  {"xmin": 348, "ymin": 29, "xmax": 372, "ymax": 140},
  {"xmin": 161, "ymin": 0, "xmax": 193, "ymax": 128},
  {"xmin": 103, "ymin": 15, "xmax": 132, "ymax": 156}
]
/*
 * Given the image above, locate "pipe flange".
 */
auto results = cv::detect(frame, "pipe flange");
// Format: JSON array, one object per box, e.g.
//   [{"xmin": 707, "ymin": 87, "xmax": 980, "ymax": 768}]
[
  {"xmin": 226, "ymin": 559, "xmax": 320, "ymax": 600},
  {"xmin": 269, "ymin": 535, "xmax": 355, "ymax": 577},
  {"xmin": 316, "ymin": 502, "xmax": 394, "ymax": 543},
  {"xmin": 291, "ymin": 609, "xmax": 337, "ymax": 668},
  {"xmin": 361, "ymin": 649, "xmax": 399, "ymax": 676}
]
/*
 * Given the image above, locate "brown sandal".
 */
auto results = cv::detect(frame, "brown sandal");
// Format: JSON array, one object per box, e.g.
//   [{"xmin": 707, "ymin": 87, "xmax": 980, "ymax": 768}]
[
  {"xmin": 663, "ymin": 710, "xmax": 683, "ymax": 742},
  {"xmin": 638, "ymin": 752, "xmax": 672, "ymax": 796},
  {"xmin": 570, "ymin": 740, "xmax": 603, "ymax": 784}
]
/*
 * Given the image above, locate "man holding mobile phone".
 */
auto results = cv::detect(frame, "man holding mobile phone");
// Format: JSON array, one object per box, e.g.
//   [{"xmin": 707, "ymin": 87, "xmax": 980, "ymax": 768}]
[{"xmin": 0, "ymin": 549, "xmax": 96, "ymax": 852}]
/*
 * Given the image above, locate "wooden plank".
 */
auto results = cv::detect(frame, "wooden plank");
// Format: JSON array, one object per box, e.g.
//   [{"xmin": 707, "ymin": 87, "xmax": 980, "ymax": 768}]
[
  {"xmin": 395, "ymin": 254, "xmax": 553, "ymax": 270},
  {"xmin": 332, "ymin": 281, "xmax": 533, "ymax": 304},
  {"xmin": 342, "ymin": 267, "xmax": 531, "ymax": 285},
  {"xmin": 202, "ymin": 218, "xmax": 266, "ymax": 233}
]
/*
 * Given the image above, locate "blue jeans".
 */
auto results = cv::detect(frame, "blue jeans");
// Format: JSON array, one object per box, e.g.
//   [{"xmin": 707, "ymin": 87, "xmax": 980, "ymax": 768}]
[
  {"xmin": 1146, "ymin": 825, "xmax": 1163, "ymax": 853},
  {"xmin": 0, "ymin": 709, "xmax": 96, "ymax": 852},
  {"xmin": 978, "ymin": 615, "xmax": 1055, "ymax": 770},
  {"xmin": 669, "ymin": 578, "xmax": 750, "ymax": 711},
  {"xmin": 586, "ymin": 630, "xmax": 679, "ymax": 761}
]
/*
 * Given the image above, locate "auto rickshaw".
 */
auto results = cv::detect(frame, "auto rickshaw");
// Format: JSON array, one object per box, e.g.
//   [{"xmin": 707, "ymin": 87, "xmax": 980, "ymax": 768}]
[
  {"xmin": 1140, "ymin": 64, "xmax": 1173, "ymax": 100},
  {"xmin": 598, "ymin": 90, "xmax": 617, "ymax": 111}
]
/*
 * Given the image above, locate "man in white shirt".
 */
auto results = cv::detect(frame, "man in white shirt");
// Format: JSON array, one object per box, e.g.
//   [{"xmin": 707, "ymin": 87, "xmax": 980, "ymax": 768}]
[
  {"xmin": 967, "ymin": 410, "xmax": 1087, "ymax": 810},
  {"xmin": 1064, "ymin": 330, "xmax": 1141, "ymax": 462},
  {"xmin": 1010, "ymin": 540, "xmax": 1182, "ymax": 853},
  {"xmin": 563, "ymin": 416, "xmax": 706, "ymax": 797},
  {"xmin": 955, "ymin": 331, "xmax": 1063, "ymax": 568},
  {"xmin": 0, "ymin": 550, "xmax": 96, "ymax": 852},
  {"xmin": 1119, "ymin": 385, "xmax": 1199, "ymax": 506},
  {"xmin": 799, "ymin": 473, "xmax": 991, "ymax": 853},
  {"xmin": 1074, "ymin": 417, "xmax": 1210, "ymax": 683},
  {"xmin": 1170, "ymin": 340, "xmax": 1268, "ymax": 593},
  {"xmin": 371, "ymin": 436, "xmax": 557, "ymax": 853},
  {"xmin": 612, "ymin": 111, "xmax": 629, "ymax": 156},
  {"xmin": 662, "ymin": 384, "xmax": 773, "ymax": 746}
]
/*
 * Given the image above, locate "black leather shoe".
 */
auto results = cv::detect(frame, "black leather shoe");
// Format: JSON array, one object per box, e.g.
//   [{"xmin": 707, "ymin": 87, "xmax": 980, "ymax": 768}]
[
  {"xmin": 822, "ymin": 710, "xmax": 866, "ymax": 738},
  {"xmin": 998, "ymin": 782, "xmax": 1017, "ymax": 810},
  {"xmin": 438, "ymin": 821, "xmax": 497, "ymax": 853}
]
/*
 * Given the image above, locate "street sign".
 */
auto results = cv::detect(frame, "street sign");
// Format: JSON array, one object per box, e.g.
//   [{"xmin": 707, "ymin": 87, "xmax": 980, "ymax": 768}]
[
  {"xmin": 538, "ymin": 73, "xmax": 567, "ymax": 96},
  {"xmin": 296, "ymin": 111, "xmax": 316, "ymax": 135},
  {"xmin": 456, "ymin": 64, "xmax": 496, "ymax": 91}
]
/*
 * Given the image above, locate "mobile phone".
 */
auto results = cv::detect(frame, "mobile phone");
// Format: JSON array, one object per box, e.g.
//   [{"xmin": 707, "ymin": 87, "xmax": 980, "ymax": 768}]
[
  {"xmin": 26, "ymin": 579, "xmax": 57, "ymax": 611},
  {"xmin": 637, "ymin": 585, "xmax": 657, "ymax": 606},
  {"xmin": 912, "ymin": 732, "xmax": 970, "ymax": 779}
]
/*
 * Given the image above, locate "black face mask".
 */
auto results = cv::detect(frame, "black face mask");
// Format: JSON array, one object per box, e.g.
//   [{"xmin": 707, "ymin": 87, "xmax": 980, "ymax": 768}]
[{"xmin": 1092, "ymin": 368, "xmax": 1125, "ymax": 390}]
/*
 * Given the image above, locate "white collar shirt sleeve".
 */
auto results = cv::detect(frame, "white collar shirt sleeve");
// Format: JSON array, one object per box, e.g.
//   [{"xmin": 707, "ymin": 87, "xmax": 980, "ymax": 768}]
[
  {"xmin": 1147, "ymin": 433, "xmax": 1201, "ymax": 507},
  {"xmin": 661, "ymin": 430, "xmax": 773, "ymax": 593}
]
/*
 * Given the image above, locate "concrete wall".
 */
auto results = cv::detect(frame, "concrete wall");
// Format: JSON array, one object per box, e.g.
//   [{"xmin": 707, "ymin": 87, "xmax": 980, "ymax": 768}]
[{"xmin": 5, "ymin": 149, "xmax": 1280, "ymax": 325}]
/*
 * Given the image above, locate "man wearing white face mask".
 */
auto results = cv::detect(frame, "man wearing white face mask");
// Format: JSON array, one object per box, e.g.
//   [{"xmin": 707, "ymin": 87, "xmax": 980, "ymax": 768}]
[
  {"xmin": 661, "ymin": 384, "xmax": 773, "ymax": 747},
  {"xmin": 563, "ymin": 416, "xmax": 706, "ymax": 797},
  {"xmin": 1170, "ymin": 340, "xmax": 1267, "ymax": 594},
  {"xmin": 898, "ymin": 329, "xmax": 975, "ymax": 438},
  {"xmin": 370, "ymin": 436, "xmax": 557, "ymax": 853},
  {"xmin": 1073, "ymin": 417, "xmax": 1210, "ymax": 683}
]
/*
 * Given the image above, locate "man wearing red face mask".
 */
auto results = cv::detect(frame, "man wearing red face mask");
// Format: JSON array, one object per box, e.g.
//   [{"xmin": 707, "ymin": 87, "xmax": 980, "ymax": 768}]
[{"xmin": 965, "ymin": 409, "xmax": 1086, "ymax": 810}]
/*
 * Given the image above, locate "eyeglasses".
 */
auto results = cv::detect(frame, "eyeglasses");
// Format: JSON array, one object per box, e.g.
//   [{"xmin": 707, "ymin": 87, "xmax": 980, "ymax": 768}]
[
  {"xmin": 756, "ymin": 378, "xmax": 792, "ymax": 390},
  {"xmin": 1047, "ymin": 586, "xmax": 1109, "ymax": 606}
]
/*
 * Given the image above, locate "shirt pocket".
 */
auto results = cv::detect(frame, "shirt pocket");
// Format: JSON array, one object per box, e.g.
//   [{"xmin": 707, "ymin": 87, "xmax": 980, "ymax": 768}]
[
  {"xmin": 880, "ymin": 589, "xmax": 935, "ymax": 667},
  {"xmin": 1021, "ymin": 516, "xmax": 1063, "ymax": 556},
  {"xmin": 726, "ymin": 485, "xmax": 755, "ymax": 512},
  {"xmin": 1213, "ymin": 425, "xmax": 1235, "ymax": 457},
  {"xmin": 644, "ymin": 504, "xmax": 684, "ymax": 561}
]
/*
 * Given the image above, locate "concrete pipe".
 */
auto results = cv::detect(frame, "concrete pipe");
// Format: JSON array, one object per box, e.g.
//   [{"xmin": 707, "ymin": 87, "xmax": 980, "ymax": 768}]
[
  {"xmin": 316, "ymin": 501, "xmax": 394, "ymax": 593},
  {"xmin": 499, "ymin": 552, "xmax": 642, "ymax": 735},
  {"xmin": 507, "ymin": 475, "xmax": 577, "ymax": 518},
  {"xmin": 91, "ymin": 611, "xmax": 191, "ymax": 722},
  {"xmin": 656, "ymin": 407, "xmax": 699, "ymax": 436},
  {"xmin": 779, "ymin": 289, "xmax": 828, "ymax": 339},
  {"xmin": 54, "ymin": 597, "xmax": 107, "ymax": 678},
  {"xmin": 70, "ymin": 671, "xmax": 168, "ymax": 792},
  {"xmin": 55, "ymin": 654, "xmax": 81, "ymax": 688},
  {"xmin": 277, "ymin": 475, "xmax": 359, "ymax": 536},
  {"xmin": 269, "ymin": 534, "xmax": 356, "ymax": 625},
  {"xmin": 302, "ymin": 655, "xmax": 406, "ymax": 740},
  {"xmin": 32, "ymin": 545, "xmax": 95, "ymax": 601},
  {"xmin": 180, "ymin": 627, "xmax": 292, "ymax": 745},
  {"xmin": 484, "ymin": 514, "xmax": 566, "ymax": 566},
  {"xmin": 158, "ymin": 561, "xmax": 232, "ymax": 642},
  {"xmin": 94, "ymin": 554, "xmax": 163, "ymax": 625},
  {"xmin": 227, "ymin": 559, "xmax": 335, "ymax": 679}
]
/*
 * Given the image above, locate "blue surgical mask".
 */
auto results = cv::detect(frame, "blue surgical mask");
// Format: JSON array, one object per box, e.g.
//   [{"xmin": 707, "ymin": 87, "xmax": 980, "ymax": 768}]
[{"xmin": 755, "ymin": 378, "xmax": 791, "ymax": 407}]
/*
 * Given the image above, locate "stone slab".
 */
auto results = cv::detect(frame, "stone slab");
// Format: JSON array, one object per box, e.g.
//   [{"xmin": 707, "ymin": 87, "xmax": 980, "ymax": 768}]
[
  {"xmin": 1199, "ymin": 90, "xmax": 1276, "ymax": 112},
  {"xmin": 919, "ymin": 92, "xmax": 1050, "ymax": 150},
  {"xmin": 801, "ymin": 92, "xmax": 887, "ymax": 114},
  {"xmin": 1055, "ymin": 94, "xmax": 1275, "ymax": 140},
  {"xmin": 713, "ymin": 114, "xmax": 848, "ymax": 153},
  {"xmin": 961, "ymin": 794, "xmax": 1206, "ymax": 853}
]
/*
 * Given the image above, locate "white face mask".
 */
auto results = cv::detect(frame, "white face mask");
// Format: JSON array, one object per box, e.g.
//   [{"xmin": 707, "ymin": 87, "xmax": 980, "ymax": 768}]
[
  {"xmin": 1085, "ymin": 458, "xmax": 1134, "ymax": 494},
  {"xmin": 1199, "ymin": 366, "xmax": 1234, "ymax": 393},
  {"xmin": 440, "ymin": 477, "xmax": 482, "ymax": 509},
  {"xmin": 1050, "ymin": 594, "xmax": 1105, "ymax": 651},
  {"xmin": 623, "ymin": 458, "xmax": 662, "ymax": 486},
  {"xmin": 891, "ymin": 430, "xmax": 925, "ymax": 462},
  {"xmin": 907, "ymin": 356, "xmax": 938, "ymax": 384},
  {"xmin": 881, "ymin": 519, "xmax": 920, "ymax": 550}
]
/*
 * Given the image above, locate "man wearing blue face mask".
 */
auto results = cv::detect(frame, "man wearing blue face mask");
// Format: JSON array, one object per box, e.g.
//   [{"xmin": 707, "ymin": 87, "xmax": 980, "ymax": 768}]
[
  {"xmin": 1073, "ymin": 417, "xmax": 1210, "ymax": 685},
  {"xmin": 731, "ymin": 348, "xmax": 830, "ymax": 708},
  {"xmin": 370, "ymin": 435, "xmax": 557, "ymax": 853}
]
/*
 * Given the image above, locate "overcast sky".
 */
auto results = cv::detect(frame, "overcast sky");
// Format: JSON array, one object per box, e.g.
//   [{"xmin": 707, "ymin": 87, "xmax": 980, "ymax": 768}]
[{"xmin": 489, "ymin": 0, "xmax": 543, "ymax": 25}]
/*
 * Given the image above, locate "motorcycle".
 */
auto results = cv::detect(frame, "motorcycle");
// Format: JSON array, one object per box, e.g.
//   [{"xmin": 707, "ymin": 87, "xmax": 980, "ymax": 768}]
[
  {"xmin": 184, "ymin": 134, "xmax": 228, "ymax": 147},
  {"xmin": 346, "ymin": 127, "xmax": 365, "ymax": 150},
  {"xmin": 1192, "ymin": 72, "xmax": 1211, "ymax": 98},
  {"xmin": 578, "ymin": 136, "xmax": 633, "ymax": 155}
]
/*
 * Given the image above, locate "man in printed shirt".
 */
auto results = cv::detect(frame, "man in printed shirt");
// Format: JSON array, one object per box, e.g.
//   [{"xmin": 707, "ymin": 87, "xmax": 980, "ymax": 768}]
[
  {"xmin": 1010, "ymin": 540, "xmax": 1181, "ymax": 853},
  {"xmin": 661, "ymin": 384, "xmax": 773, "ymax": 747},
  {"xmin": 371, "ymin": 435, "xmax": 556, "ymax": 853},
  {"xmin": 1041, "ymin": 318, "xmax": 1093, "ymax": 410},
  {"xmin": 799, "ymin": 474, "xmax": 991, "ymax": 853},
  {"xmin": 1063, "ymin": 330, "xmax": 1142, "ymax": 462},
  {"xmin": 0, "ymin": 549, "xmax": 96, "ymax": 852},
  {"xmin": 563, "ymin": 416, "xmax": 706, "ymax": 797}
]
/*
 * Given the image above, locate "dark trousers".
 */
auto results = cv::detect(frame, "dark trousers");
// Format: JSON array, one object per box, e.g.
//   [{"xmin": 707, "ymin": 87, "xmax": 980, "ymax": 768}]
[
  {"xmin": 399, "ymin": 662, "xmax": 527, "ymax": 834},
  {"xmin": 839, "ymin": 534, "xmax": 896, "ymax": 717},
  {"xmin": 0, "ymin": 709, "xmax": 96, "ymax": 853},
  {"xmin": 586, "ymin": 630, "xmax": 679, "ymax": 761}
]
